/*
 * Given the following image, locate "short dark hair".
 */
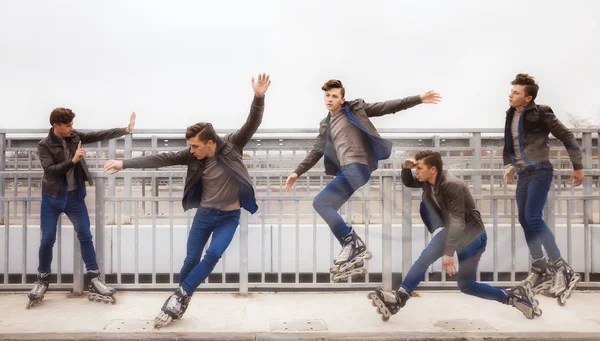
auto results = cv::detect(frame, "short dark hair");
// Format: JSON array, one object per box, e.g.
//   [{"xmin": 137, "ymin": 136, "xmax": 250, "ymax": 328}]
[
  {"xmin": 50, "ymin": 108, "xmax": 75, "ymax": 125},
  {"xmin": 185, "ymin": 122, "xmax": 218, "ymax": 143},
  {"xmin": 321, "ymin": 79, "xmax": 345, "ymax": 98},
  {"xmin": 511, "ymin": 73, "xmax": 539, "ymax": 101},
  {"xmin": 415, "ymin": 150, "xmax": 443, "ymax": 174}
]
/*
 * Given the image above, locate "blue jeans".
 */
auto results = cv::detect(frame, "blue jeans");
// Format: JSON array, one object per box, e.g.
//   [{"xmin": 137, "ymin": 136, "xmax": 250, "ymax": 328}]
[
  {"xmin": 179, "ymin": 207, "xmax": 240, "ymax": 295},
  {"xmin": 516, "ymin": 168, "xmax": 561, "ymax": 260},
  {"xmin": 39, "ymin": 191, "xmax": 98, "ymax": 273},
  {"xmin": 312, "ymin": 163, "xmax": 371, "ymax": 244},
  {"xmin": 401, "ymin": 229, "xmax": 507, "ymax": 303}
]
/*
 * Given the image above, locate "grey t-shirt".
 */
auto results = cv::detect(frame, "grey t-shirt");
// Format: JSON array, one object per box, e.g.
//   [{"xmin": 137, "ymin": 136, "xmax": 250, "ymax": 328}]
[
  {"xmin": 511, "ymin": 110, "xmax": 527, "ymax": 167},
  {"xmin": 61, "ymin": 139, "xmax": 77, "ymax": 191},
  {"xmin": 329, "ymin": 112, "xmax": 369, "ymax": 167},
  {"xmin": 200, "ymin": 156, "xmax": 241, "ymax": 209}
]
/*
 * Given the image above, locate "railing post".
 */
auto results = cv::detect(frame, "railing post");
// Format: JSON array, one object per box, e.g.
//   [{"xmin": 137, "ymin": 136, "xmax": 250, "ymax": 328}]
[
  {"xmin": 239, "ymin": 210, "xmax": 249, "ymax": 294},
  {"xmin": 382, "ymin": 176, "xmax": 393, "ymax": 291},
  {"xmin": 472, "ymin": 132, "xmax": 482, "ymax": 195},
  {"xmin": 107, "ymin": 139, "xmax": 116, "ymax": 224},
  {"xmin": 72, "ymin": 214, "xmax": 84, "ymax": 295},
  {"xmin": 95, "ymin": 177, "xmax": 107, "ymax": 277},
  {"xmin": 582, "ymin": 132, "xmax": 593, "ymax": 223},
  {"xmin": 402, "ymin": 182, "xmax": 413, "ymax": 285},
  {"xmin": 0, "ymin": 132, "xmax": 5, "ymax": 225},
  {"xmin": 123, "ymin": 134, "xmax": 133, "ymax": 224}
]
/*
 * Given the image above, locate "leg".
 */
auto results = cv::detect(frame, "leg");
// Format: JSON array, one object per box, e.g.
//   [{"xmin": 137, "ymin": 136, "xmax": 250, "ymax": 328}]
[
  {"xmin": 64, "ymin": 192, "xmax": 98, "ymax": 272},
  {"xmin": 516, "ymin": 174, "xmax": 544, "ymax": 260},
  {"xmin": 313, "ymin": 163, "xmax": 370, "ymax": 244},
  {"xmin": 523, "ymin": 170, "xmax": 560, "ymax": 261},
  {"xmin": 180, "ymin": 209, "xmax": 240, "ymax": 295},
  {"xmin": 38, "ymin": 195, "xmax": 61, "ymax": 274},
  {"xmin": 178, "ymin": 208, "xmax": 215, "ymax": 285},
  {"xmin": 456, "ymin": 233, "xmax": 507, "ymax": 302}
]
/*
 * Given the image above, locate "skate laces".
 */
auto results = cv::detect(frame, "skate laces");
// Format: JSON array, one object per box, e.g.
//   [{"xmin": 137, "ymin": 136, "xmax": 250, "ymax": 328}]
[{"xmin": 335, "ymin": 242, "xmax": 354, "ymax": 263}]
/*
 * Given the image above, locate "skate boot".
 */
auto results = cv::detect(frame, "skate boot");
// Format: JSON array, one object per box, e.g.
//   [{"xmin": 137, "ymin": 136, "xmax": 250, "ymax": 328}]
[
  {"xmin": 367, "ymin": 287, "xmax": 410, "ymax": 322},
  {"xmin": 522, "ymin": 258, "xmax": 552, "ymax": 296},
  {"xmin": 154, "ymin": 287, "xmax": 190, "ymax": 329},
  {"xmin": 330, "ymin": 228, "xmax": 372, "ymax": 282},
  {"xmin": 505, "ymin": 283, "xmax": 542, "ymax": 319},
  {"xmin": 86, "ymin": 270, "xmax": 117, "ymax": 304},
  {"xmin": 26, "ymin": 273, "xmax": 50, "ymax": 309},
  {"xmin": 548, "ymin": 257, "xmax": 581, "ymax": 306}
]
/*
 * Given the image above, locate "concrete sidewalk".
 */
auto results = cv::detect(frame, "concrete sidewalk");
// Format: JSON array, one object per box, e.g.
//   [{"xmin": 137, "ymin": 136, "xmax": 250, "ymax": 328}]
[{"xmin": 1, "ymin": 291, "xmax": 600, "ymax": 340}]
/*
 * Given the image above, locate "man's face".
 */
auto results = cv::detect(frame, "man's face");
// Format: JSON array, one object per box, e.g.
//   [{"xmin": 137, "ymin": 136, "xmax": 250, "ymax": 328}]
[
  {"xmin": 324, "ymin": 88, "xmax": 344, "ymax": 113},
  {"xmin": 53, "ymin": 121, "xmax": 74, "ymax": 138},
  {"xmin": 415, "ymin": 159, "xmax": 436, "ymax": 183},
  {"xmin": 188, "ymin": 135, "xmax": 216, "ymax": 159},
  {"xmin": 509, "ymin": 85, "xmax": 532, "ymax": 109}
]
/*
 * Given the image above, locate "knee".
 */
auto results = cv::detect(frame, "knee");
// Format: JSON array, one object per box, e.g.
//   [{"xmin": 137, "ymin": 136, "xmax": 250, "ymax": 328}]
[
  {"xmin": 203, "ymin": 250, "xmax": 224, "ymax": 269},
  {"xmin": 312, "ymin": 197, "xmax": 325, "ymax": 212},
  {"xmin": 77, "ymin": 231, "xmax": 93, "ymax": 244},
  {"xmin": 523, "ymin": 213, "xmax": 544, "ymax": 228},
  {"xmin": 457, "ymin": 279, "xmax": 475, "ymax": 294},
  {"xmin": 40, "ymin": 235, "xmax": 56, "ymax": 247}
]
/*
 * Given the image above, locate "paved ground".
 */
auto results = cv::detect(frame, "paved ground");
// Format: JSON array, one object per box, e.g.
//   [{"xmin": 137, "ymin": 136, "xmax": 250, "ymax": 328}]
[{"xmin": 1, "ymin": 291, "xmax": 600, "ymax": 340}]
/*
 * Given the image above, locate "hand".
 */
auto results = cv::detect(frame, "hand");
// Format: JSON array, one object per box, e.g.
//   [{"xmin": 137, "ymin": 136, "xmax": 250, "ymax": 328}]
[
  {"xmin": 103, "ymin": 160, "xmax": 124, "ymax": 175},
  {"xmin": 126, "ymin": 112, "xmax": 136, "ymax": 133},
  {"xmin": 252, "ymin": 73, "xmax": 271, "ymax": 97},
  {"xmin": 285, "ymin": 173, "xmax": 298, "ymax": 191},
  {"xmin": 72, "ymin": 141, "xmax": 87, "ymax": 163},
  {"xmin": 504, "ymin": 165, "xmax": 516, "ymax": 184},
  {"xmin": 442, "ymin": 255, "xmax": 457, "ymax": 276},
  {"xmin": 569, "ymin": 169, "xmax": 584, "ymax": 187},
  {"xmin": 403, "ymin": 158, "xmax": 417, "ymax": 169},
  {"xmin": 420, "ymin": 90, "xmax": 442, "ymax": 104}
]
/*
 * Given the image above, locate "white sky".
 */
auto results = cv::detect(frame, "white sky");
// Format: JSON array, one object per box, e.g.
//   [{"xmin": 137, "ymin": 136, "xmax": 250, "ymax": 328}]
[{"xmin": 1, "ymin": 0, "xmax": 599, "ymax": 131}]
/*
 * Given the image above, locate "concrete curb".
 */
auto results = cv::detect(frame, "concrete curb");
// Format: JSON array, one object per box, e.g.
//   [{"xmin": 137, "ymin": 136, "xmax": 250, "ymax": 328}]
[{"xmin": 2, "ymin": 332, "xmax": 600, "ymax": 341}]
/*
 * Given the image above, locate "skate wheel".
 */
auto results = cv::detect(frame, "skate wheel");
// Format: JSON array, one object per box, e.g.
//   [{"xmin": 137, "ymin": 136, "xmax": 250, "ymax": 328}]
[
  {"xmin": 25, "ymin": 300, "xmax": 33, "ymax": 309},
  {"xmin": 557, "ymin": 295, "xmax": 567, "ymax": 307},
  {"xmin": 367, "ymin": 292, "xmax": 377, "ymax": 300},
  {"xmin": 87, "ymin": 296, "xmax": 94, "ymax": 301},
  {"xmin": 534, "ymin": 308, "xmax": 543, "ymax": 317},
  {"xmin": 110, "ymin": 296, "xmax": 117, "ymax": 305},
  {"xmin": 364, "ymin": 251, "xmax": 373, "ymax": 260},
  {"xmin": 381, "ymin": 314, "xmax": 389, "ymax": 322}
]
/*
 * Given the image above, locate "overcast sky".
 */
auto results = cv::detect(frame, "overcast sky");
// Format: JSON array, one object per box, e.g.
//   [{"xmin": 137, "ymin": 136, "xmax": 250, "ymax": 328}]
[{"xmin": 1, "ymin": 0, "xmax": 599, "ymax": 131}]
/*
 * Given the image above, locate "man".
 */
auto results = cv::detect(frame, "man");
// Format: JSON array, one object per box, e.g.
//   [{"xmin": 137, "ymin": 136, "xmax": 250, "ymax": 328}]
[
  {"xmin": 503, "ymin": 73, "xmax": 583, "ymax": 305},
  {"xmin": 103, "ymin": 74, "xmax": 271, "ymax": 329},
  {"xmin": 28, "ymin": 108, "xmax": 136, "ymax": 308},
  {"xmin": 369, "ymin": 151, "xmax": 542, "ymax": 321},
  {"xmin": 285, "ymin": 79, "xmax": 441, "ymax": 282}
]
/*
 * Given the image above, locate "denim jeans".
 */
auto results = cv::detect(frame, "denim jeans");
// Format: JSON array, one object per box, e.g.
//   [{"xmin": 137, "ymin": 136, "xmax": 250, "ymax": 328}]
[
  {"xmin": 312, "ymin": 163, "xmax": 371, "ymax": 244},
  {"xmin": 516, "ymin": 168, "xmax": 561, "ymax": 260},
  {"xmin": 39, "ymin": 191, "xmax": 98, "ymax": 273},
  {"xmin": 179, "ymin": 206, "xmax": 240, "ymax": 295},
  {"xmin": 401, "ymin": 229, "xmax": 507, "ymax": 303}
]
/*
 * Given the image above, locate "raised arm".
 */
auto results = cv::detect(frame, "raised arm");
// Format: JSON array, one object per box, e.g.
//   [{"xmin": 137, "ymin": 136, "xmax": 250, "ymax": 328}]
[
  {"xmin": 400, "ymin": 159, "xmax": 424, "ymax": 188},
  {"xmin": 230, "ymin": 74, "xmax": 271, "ymax": 150},
  {"xmin": 78, "ymin": 112, "xmax": 136, "ymax": 144}
]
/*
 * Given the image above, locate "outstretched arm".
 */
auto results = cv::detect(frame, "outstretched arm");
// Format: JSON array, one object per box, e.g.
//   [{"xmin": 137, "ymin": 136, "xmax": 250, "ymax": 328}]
[
  {"xmin": 103, "ymin": 149, "xmax": 193, "ymax": 174},
  {"xmin": 78, "ymin": 112, "xmax": 136, "ymax": 144},
  {"xmin": 364, "ymin": 91, "xmax": 441, "ymax": 117}
]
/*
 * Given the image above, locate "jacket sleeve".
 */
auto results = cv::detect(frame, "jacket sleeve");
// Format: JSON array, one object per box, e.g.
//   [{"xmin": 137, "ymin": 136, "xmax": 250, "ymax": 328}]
[
  {"xmin": 293, "ymin": 130, "xmax": 325, "ymax": 177},
  {"xmin": 37, "ymin": 142, "xmax": 75, "ymax": 176},
  {"xmin": 363, "ymin": 95, "xmax": 422, "ymax": 117},
  {"xmin": 78, "ymin": 128, "xmax": 129, "ymax": 144},
  {"xmin": 542, "ymin": 107, "xmax": 584, "ymax": 170},
  {"xmin": 442, "ymin": 182, "xmax": 466, "ymax": 256},
  {"xmin": 230, "ymin": 96, "xmax": 265, "ymax": 150},
  {"xmin": 400, "ymin": 168, "xmax": 424, "ymax": 188},
  {"xmin": 122, "ymin": 149, "xmax": 193, "ymax": 169}
]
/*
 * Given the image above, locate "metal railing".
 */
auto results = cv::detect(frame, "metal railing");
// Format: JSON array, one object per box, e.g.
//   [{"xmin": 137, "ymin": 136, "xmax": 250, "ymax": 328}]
[{"xmin": 0, "ymin": 128, "xmax": 598, "ymax": 293}]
